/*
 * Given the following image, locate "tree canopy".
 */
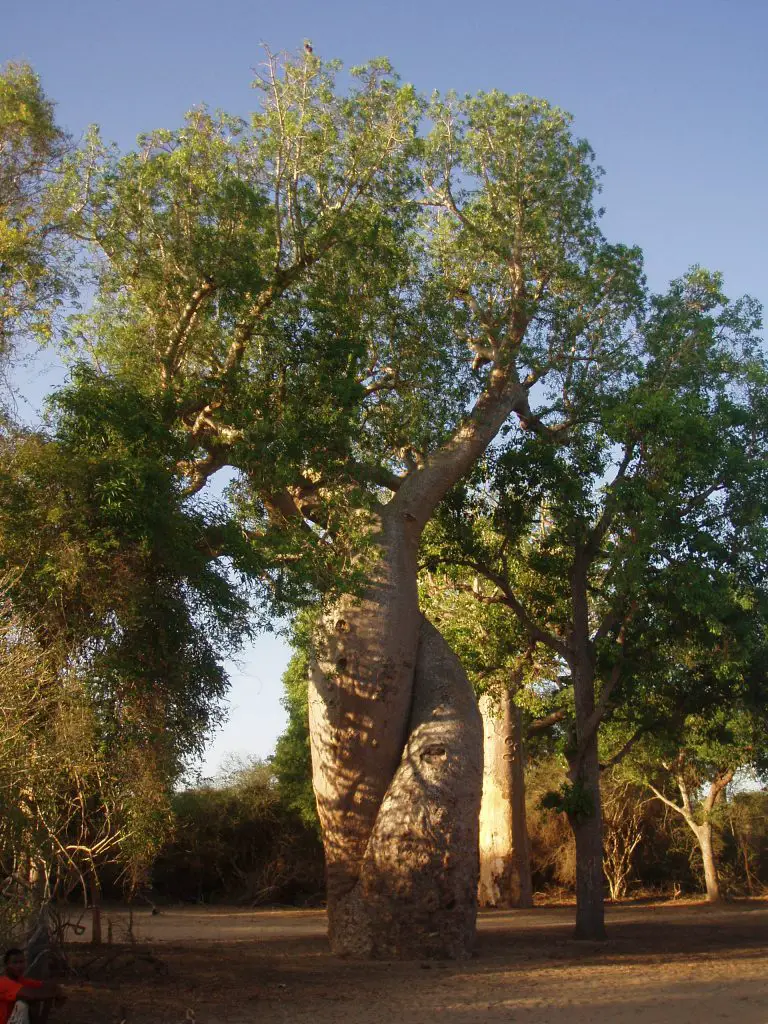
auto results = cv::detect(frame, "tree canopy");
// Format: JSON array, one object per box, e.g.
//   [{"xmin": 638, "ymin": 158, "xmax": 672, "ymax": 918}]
[
  {"xmin": 2, "ymin": 47, "xmax": 766, "ymax": 951},
  {"xmin": 0, "ymin": 62, "xmax": 75, "ymax": 362}
]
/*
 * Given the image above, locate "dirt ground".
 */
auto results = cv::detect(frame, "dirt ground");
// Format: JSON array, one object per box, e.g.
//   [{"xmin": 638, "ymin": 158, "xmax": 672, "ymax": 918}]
[{"xmin": 62, "ymin": 900, "xmax": 768, "ymax": 1024}]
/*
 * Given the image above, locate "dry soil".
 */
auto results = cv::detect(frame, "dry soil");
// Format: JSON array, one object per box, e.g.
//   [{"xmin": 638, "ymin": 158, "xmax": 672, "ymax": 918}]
[{"xmin": 62, "ymin": 899, "xmax": 768, "ymax": 1024}]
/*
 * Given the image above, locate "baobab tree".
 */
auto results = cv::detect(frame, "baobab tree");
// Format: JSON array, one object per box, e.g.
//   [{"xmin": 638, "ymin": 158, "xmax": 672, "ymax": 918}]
[{"xmin": 55, "ymin": 48, "xmax": 715, "ymax": 954}]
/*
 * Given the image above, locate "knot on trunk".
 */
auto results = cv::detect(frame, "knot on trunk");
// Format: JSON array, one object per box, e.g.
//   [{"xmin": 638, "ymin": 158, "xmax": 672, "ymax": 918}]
[{"xmin": 421, "ymin": 744, "xmax": 447, "ymax": 763}]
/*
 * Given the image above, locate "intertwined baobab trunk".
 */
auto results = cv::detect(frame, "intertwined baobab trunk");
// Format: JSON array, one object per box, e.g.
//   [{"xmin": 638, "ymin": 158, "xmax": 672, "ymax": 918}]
[
  {"xmin": 308, "ymin": 370, "xmax": 529, "ymax": 958},
  {"xmin": 478, "ymin": 690, "xmax": 532, "ymax": 908},
  {"xmin": 309, "ymin": 508, "xmax": 483, "ymax": 958}
]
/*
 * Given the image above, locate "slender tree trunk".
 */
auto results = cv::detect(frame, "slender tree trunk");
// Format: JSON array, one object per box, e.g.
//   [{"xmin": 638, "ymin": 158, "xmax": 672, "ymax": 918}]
[
  {"xmin": 511, "ymin": 705, "xmax": 534, "ymax": 908},
  {"xmin": 478, "ymin": 690, "xmax": 532, "ymax": 908},
  {"xmin": 738, "ymin": 827, "xmax": 755, "ymax": 895},
  {"xmin": 695, "ymin": 821, "xmax": 721, "ymax": 902},
  {"xmin": 89, "ymin": 872, "xmax": 103, "ymax": 946},
  {"xmin": 678, "ymin": 770, "xmax": 732, "ymax": 903},
  {"xmin": 649, "ymin": 767, "xmax": 733, "ymax": 906},
  {"xmin": 567, "ymin": 568, "xmax": 607, "ymax": 943}
]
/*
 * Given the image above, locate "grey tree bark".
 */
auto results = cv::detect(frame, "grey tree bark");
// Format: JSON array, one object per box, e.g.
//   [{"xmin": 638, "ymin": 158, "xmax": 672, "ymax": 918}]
[
  {"xmin": 566, "ymin": 559, "xmax": 607, "ymax": 941},
  {"xmin": 568, "ymin": 729, "xmax": 606, "ymax": 940}
]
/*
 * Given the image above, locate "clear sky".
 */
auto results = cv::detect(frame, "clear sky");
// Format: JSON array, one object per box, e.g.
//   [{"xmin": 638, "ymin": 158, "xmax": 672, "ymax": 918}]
[{"xmin": 5, "ymin": 0, "xmax": 767, "ymax": 775}]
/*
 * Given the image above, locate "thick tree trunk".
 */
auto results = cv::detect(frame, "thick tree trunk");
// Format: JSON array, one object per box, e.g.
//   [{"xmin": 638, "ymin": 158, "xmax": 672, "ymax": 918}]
[
  {"xmin": 354, "ymin": 619, "xmax": 483, "ymax": 958},
  {"xmin": 568, "ymin": 730, "xmax": 606, "ymax": 940},
  {"xmin": 309, "ymin": 512, "xmax": 483, "ymax": 958},
  {"xmin": 478, "ymin": 691, "xmax": 532, "ymax": 908},
  {"xmin": 309, "ymin": 512, "xmax": 423, "ymax": 911},
  {"xmin": 311, "ymin": 609, "xmax": 482, "ymax": 958},
  {"xmin": 307, "ymin": 364, "xmax": 527, "ymax": 959}
]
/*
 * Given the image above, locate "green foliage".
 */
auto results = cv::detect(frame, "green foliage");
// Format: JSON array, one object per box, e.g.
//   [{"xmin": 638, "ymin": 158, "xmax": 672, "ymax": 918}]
[
  {"xmin": 270, "ymin": 611, "xmax": 321, "ymax": 831},
  {"xmin": 0, "ymin": 62, "xmax": 75, "ymax": 357},
  {"xmin": 424, "ymin": 263, "xmax": 768, "ymax": 765},
  {"xmin": 425, "ymin": 91, "xmax": 645, "ymax": 403},
  {"xmin": 540, "ymin": 780, "xmax": 595, "ymax": 824},
  {"xmin": 47, "ymin": 50, "xmax": 667, "ymax": 623},
  {"xmin": 271, "ymin": 647, "xmax": 318, "ymax": 831},
  {"xmin": 0, "ymin": 367, "xmax": 257, "ymax": 774},
  {"xmin": 0, "ymin": 359, "xmax": 265, "ymax": 912},
  {"xmin": 0, "ymin": 573, "xmax": 174, "ymax": 915},
  {"xmin": 617, "ymin": 706, "xmax": 768, "ymax": 818}
]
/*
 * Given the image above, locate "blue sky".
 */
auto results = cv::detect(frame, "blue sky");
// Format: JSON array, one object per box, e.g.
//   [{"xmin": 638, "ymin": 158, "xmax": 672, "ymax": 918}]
[{"xmin": 5, "ymin": 0, "xmax": 767, "ymax": 774}]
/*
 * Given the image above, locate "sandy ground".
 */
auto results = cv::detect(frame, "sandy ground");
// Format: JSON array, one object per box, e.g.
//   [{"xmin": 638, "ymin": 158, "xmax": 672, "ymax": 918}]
[{"xmin": 62, "ymin": 900, "xmax": 768, "ymax": 1024}]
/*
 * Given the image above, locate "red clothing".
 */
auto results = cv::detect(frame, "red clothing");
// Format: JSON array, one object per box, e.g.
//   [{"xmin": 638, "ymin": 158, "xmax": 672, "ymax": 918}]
[{"xmin": 0, "ymin": 976, "xmax": 43, "ymax": 1024}]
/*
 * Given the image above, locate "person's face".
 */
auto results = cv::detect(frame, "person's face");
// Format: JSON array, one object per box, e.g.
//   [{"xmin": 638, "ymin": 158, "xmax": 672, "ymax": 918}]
[{"xmin": 5, "ymin": 954, "xmax": 25, "ymax": 980}]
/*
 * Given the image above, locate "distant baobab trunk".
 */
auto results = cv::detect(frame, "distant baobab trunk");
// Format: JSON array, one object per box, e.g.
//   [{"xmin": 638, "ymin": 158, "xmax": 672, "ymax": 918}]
[{"xmin": 478, "ymin": 689, "xmax": 533, "ymax": 908}]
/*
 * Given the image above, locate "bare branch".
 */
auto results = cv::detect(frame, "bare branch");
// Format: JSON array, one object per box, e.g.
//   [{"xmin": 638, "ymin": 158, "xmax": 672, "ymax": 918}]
[{"xmin": 647, "ymin": 782, "xmax": 690, "ymax": 823}]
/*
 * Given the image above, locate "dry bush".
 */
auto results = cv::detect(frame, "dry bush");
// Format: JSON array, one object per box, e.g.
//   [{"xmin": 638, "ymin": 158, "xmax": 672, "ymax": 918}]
[
  {"xmin": 152, "ymin": 759, "xmax": 324, "ymax": 906},
  {"xmin": 601, "ymin": 772, "xmax": 649, "ymax": 899},
  {"xmin": 526, "ymin": 758, "xmax": 576, "ymax": 891},
  {"xmin": 724, "ymin": 790, "xmax": 768, "ymax": 895}
]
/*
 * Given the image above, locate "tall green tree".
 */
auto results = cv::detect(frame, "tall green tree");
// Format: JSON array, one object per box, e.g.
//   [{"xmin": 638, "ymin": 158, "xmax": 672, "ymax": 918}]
[
  {"xmin": 424, "ymin": 268, "xmax": 767, "ymax": 937},
  {"xmin": 48, "ymin": 48, "xmax": 749, "ymax": 953},
  {"xmin": 0, "ymin": 364, "xmax": 260, "ymax": 929},
  {"xmin": 0, "ymin": 62, "xmax": 74, "ymax": 362},
  {"xmin": 643, "ymin": 711, "xmax": 767, "ymax": 902}
]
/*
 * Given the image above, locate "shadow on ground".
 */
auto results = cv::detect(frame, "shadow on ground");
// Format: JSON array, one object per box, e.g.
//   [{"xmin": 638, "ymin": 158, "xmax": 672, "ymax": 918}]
[{"xmin": 64, "ymin": 901, "xmax": 768, "ymax": 1024}]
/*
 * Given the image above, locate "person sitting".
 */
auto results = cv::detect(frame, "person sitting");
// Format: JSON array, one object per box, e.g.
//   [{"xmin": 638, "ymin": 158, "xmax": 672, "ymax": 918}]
[{"xmin": 0, "ymin": 949, "xmax": 66, "ymax": 1024}]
